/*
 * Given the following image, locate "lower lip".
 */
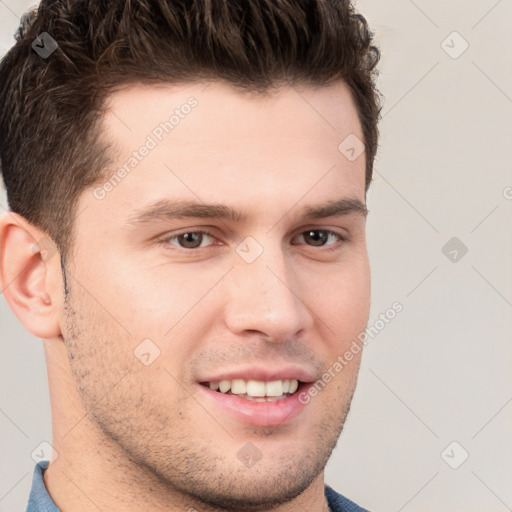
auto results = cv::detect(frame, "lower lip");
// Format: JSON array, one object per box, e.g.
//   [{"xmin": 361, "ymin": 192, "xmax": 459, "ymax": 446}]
[{"xmin": 196, "ymin": 384, "xmax": 312, "ymax": 427}]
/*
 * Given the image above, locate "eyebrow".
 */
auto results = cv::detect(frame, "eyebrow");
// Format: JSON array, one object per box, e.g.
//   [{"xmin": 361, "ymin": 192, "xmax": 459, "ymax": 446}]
[{"xmin": 127, "ymin": 197, "xmax": 367, "ymax": 226}]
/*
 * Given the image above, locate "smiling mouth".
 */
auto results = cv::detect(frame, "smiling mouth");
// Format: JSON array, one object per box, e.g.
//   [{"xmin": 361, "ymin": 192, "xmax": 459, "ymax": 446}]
[{"xmin": 200, "ymin": 378, "xmax": 301, "ymax": 402}]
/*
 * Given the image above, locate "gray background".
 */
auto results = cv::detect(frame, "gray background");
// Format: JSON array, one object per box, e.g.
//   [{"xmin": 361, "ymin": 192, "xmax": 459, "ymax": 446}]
[{"xmin": 1, "ymin": 1, "xmax": 511, "ymax": 511}]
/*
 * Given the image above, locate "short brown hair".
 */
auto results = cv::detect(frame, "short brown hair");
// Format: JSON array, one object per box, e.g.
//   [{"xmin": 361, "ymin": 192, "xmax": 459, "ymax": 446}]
[{"xmin": 0, "ymin": 0, "xmax": 380, "ymax": 258}]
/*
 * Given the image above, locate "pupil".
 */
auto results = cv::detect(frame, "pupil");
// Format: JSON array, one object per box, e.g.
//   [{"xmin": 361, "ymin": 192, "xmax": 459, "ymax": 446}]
[
  {"xmin": 306, "ymin": 230, "xmax": 327, "ymax": 246},
  {"xmin": 180, "ymin": 233, "xmax": 201, "ymax": 248}
]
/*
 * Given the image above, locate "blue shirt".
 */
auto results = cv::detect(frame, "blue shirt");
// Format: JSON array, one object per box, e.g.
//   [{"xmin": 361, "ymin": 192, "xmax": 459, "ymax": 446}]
[{"xmin": 27, "ymin": 461, "xmax": 370, "ymax": 512}]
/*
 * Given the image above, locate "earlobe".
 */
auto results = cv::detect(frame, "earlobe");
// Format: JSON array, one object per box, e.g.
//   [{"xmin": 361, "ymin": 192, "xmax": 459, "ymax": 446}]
[{"xmin": 0, "ymin": 212, "xmax": 63, "ymax": 339}]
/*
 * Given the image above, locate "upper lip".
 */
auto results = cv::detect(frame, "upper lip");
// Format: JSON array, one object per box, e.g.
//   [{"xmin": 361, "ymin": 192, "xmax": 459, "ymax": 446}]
[{"xmin": 198, "ymin": 365, "xmax": 318, "ymax": 384}]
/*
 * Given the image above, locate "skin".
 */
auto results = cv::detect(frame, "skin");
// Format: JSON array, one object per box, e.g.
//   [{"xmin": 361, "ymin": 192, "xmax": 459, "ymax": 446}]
[{"xmin": 0, "ymin": 80, "xmax": 370, "ymax": 511}]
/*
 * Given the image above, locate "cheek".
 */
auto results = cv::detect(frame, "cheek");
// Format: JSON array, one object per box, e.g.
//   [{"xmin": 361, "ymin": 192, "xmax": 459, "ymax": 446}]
[
  {"xmin": 62, "ymin": 289, "xmax": 181, "ymax": 417},
  {"xmin": 306, "ymin": 258, "xmax": 370, "ymax": 329},
  {"xmin": 62, "ymin": 299, "xmax": 130, "ymax": 410},
  {"xmin": 99, "ymin": 256, "xmax": 228, "ymax": 332}
]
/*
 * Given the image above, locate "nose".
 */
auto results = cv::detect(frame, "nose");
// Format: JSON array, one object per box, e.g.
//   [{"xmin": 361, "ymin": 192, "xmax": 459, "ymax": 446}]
[{"xmin": 222, "ymin": 241, "xmax": 313, "ymax": 343}]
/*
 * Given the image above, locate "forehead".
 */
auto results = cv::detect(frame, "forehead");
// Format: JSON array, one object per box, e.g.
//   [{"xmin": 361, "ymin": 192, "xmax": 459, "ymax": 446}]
[
  {"xmin": 82, "ymin": 81, "xmax": 365, "ymax": 229},
  {"xmin": 102, "ymin": 80, "xmax": 363, "ymax": 157}
]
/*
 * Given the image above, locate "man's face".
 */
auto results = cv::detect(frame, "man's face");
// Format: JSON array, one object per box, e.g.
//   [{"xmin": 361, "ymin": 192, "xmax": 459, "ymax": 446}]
[{"xmin": 62, "ymin": 81, "xmax": 370, "ymax": 508}]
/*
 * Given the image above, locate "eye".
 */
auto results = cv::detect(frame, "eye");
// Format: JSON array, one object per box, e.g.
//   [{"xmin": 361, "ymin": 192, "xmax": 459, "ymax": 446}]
[
  {"xmin": 293, "ymin": 229, "xmax": 343, "ymax": 247},
  {"xmin": 158, "ymin": 228, "xmax": 344, "ymax": 252},
  {"xmin": 166, "ymin": 230, "xmax": 216, "ymax": 249}
]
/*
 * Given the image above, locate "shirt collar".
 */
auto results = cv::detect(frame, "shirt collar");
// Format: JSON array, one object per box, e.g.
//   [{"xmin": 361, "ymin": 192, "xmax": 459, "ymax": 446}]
[{"xmin": 26, "ymin": 461, "xmax": 60, "ymax": 512}]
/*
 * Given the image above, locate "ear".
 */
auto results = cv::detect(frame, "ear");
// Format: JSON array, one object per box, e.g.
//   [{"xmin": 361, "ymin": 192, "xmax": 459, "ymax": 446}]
[{"xmin": 0, "ymin": 211, "xmax": 63, "ymax": 339}]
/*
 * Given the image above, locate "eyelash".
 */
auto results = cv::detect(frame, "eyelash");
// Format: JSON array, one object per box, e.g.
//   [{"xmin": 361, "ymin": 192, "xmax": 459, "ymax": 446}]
[{"xmin": 158, "ymin": 229, "xmax": 346, "ymax": 252}]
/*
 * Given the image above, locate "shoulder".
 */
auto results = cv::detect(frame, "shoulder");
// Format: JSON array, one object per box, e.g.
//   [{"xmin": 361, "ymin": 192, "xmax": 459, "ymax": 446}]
[{"xmin": 325, "ymin": 485, "xmax": 371, "ymax": 512}]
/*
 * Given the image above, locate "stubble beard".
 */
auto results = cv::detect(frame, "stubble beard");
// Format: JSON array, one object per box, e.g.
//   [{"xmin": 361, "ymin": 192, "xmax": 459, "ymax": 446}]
[{"xmin": 61, "ymin": 282, "xmax": 357, "ymax": 511}]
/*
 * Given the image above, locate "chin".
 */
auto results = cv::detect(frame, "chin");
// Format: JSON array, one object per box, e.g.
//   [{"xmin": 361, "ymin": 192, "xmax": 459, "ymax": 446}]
[
  {"xmin": 152, "ymin": 430, "xmax": 335, "ymax": 512},
  {"xmin": 177, "ymin": 462, "xmax": 323, "ymax": 512}
]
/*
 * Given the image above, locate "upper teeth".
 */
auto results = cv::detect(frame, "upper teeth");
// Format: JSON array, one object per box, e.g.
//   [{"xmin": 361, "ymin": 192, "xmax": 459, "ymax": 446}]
[{"xmin": 208, "ymin": 379, "xmax": 299, "ymax": 397}]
